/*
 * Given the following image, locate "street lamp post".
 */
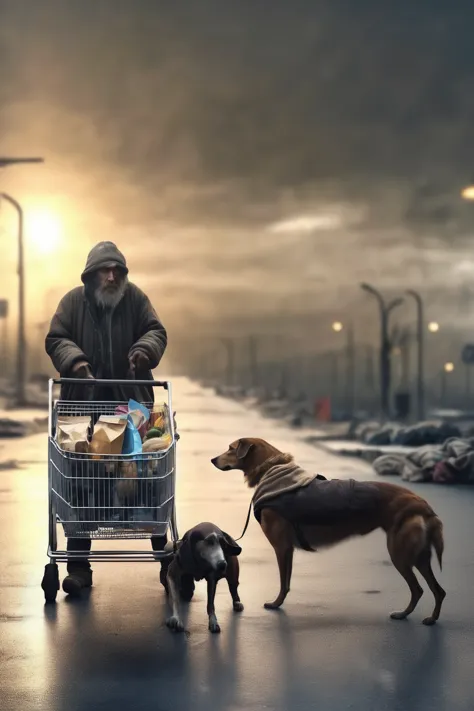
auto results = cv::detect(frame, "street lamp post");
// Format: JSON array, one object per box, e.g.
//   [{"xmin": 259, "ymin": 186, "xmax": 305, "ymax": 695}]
[
  {"xmin": 0, "ymin": 156, "xmax": 44, "ymax": 406},
  {"xmin": 221, "ymin": 337, "xmax": 235, "ymax": 386},
  {"xmin": 331, "ymin": 320, "xmax": 356, "ymax": 418},
  {"xmin": 0, "ymin": 157, "xmax": 44, "ymax": 167},
  {"xmin": 248, "ymin": 335, "xmax": 259, "ymax": 390},
  {"xmin": 360, "ymin": 283, "xmax": 403, "ymax": 420},
  {"xmin": 441, "ymin": 362, "xmax": 455, "ymax": 407},
  {"xmin": 406, "ymin": 290, "xmax": 425, "ymax": 422},
  {"xmin": 0, "ymin": 193, "xmax": 26, "ymax": 405}
]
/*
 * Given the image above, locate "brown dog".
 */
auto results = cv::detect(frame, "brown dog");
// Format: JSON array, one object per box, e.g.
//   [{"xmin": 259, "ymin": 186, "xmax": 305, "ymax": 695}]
[{"xmin": 211, "ymin": 438, "xmax": 446, "ymax": 625}]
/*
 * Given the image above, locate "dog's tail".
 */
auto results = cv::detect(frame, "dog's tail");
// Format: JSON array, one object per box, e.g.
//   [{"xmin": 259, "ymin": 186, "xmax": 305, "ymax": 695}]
[{"xmin": 393, "ymin": 503, "xmax": 444, "ymax": 570}]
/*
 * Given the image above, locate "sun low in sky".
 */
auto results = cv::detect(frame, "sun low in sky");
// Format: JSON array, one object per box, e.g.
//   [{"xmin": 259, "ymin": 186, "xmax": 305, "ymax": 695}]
[{"xmin": 26, "ymin": 209, "xmax": 62, "ymax": 255}]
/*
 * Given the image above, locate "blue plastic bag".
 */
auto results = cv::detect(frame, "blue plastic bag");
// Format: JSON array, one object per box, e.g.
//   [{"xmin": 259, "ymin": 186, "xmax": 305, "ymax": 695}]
[
  {"xmin": 122, "ymin": 415, "xmax": 143, "ymax": 456},
  {"xmin": 122, "ymin": 401, "xmax": 150, "ymax": 455}
]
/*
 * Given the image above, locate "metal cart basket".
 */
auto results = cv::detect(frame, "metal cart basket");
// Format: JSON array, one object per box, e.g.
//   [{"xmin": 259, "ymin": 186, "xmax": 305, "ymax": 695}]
[{"xmin": 41, "ymin": 377, "xmax": 179, "ymax": 603}]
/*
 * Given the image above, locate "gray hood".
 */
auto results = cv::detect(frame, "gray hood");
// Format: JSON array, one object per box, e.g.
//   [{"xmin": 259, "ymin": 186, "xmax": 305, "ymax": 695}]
[{"xmin": 81, "ymin": 241, "xmax": 128, "ymax": 283}]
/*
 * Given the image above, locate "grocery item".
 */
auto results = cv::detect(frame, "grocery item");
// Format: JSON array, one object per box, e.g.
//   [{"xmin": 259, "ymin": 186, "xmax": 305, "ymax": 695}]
[
  {"xmin": 142, "ymin": 433, "xmax": 172, "ymax": 452},
  {"xmin": 144, "ymin": 427, "xmax": 164, "ymax": 440},
  {"xmin": 90, "ymin": 415, "xmax": 127, "ymax": 457},
  {"xmin": 115, "ymin": 399, "xmax": 150, "ymax": 439},
  {"xmin": 115, "ymin": 460, "xmax": 138, "ymax": 500},
  {"xmin": 56, "ymin": 415, "xmax": 91, "ymax": 453},
  {"xmin": 149, "ymin": 406, "xmax": 167, "ymax": 431},
  {"xmin": 122, "ymin": 410, "xmax": 144, "ymax": 456},
  {"xmin": 148, "ymin": 402, "xmax": 176, "ymax": 437}
]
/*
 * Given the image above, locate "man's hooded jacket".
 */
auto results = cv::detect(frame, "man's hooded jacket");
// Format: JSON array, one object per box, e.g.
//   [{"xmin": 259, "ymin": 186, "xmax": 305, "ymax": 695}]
[{"xmin": 45, "ymin": 241, "xmax": 167, "ymax": 402}]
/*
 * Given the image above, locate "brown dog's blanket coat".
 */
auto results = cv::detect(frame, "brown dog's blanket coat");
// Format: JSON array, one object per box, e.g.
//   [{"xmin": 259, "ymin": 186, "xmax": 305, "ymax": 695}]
[
  {"xmin": 252, "ymin": 454, "xmax": 317, "ymax": 509},
  {"xmin": 252, "ymin": 454, "xmax": 382, "ymax": 546}
]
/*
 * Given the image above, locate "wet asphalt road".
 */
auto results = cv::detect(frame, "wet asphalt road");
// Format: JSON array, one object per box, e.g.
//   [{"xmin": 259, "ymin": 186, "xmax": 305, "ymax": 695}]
[{"xmin": 1, "ymin": 377, "xmax": 474, "ymax": 711}]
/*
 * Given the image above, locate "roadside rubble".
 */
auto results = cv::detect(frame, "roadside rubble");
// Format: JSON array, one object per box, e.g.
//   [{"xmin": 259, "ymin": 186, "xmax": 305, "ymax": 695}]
[
  {"xmin": 210, "ymin": 382, "xmax": 474, "ymax": 486},
  {"xmin": 0, "ymin": 377, "xmax": 49, "ymax": 438},
  {"xmin": 373, "ymin": 437, "xmax": 474, "ymax": 485},
  {"xmin": 0, "ymin": 458, "xmax": 21, "ymax": 470},
  {"xmin": 0, "ymin": 416, "xmax": 48, "ymax": 438}
]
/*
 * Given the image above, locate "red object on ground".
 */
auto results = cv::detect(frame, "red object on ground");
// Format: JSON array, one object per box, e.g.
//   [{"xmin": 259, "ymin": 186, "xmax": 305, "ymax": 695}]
[{"xmin": 315, "ymin": 397, "xmax": 331, "ymax": 422}]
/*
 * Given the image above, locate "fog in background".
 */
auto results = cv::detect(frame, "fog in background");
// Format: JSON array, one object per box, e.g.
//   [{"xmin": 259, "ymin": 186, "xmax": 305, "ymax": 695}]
[{"xmin": 2, "ymin": 0, "xmax": 474, "ymax": 407}]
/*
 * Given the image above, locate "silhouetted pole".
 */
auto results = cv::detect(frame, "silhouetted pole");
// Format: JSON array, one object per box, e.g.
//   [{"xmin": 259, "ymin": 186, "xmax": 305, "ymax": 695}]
[
  {"xmin": 360, "ymin": 283, "xmax": 403, "ymax": 420},
  {"xmin": 0, "ymin": 302, "xmax": 8, "ymax": 376},
  {"xmin": 0, "ymin": 157, "xmax": 44, "ymax": 167},
  {"xmin": 0, "ymin": 193, "xmax": 26, "ymax": 405},
  {"xmin": 406, "ymin": 290, "xmax": 425, "ymax": 421},
  {"xmin": 465, "ymin": 364, "xmax": 471, "ymax": 409},
  {"xmin": 248, "ymin": 335, "xmax": 258, "ymax": 389},
  {"xmin": 221, "ymin": 338, "xmax": 235, "ymax": 385},
  {"xmin": 0, "ymin": 157, "xmax": 44, "ymax": 405},
  {"xmin": 346, "ymin": 322, "xmax": 356, "ymax": 417},
  {"xmin": 330, "ymin": 352, "xmax": 339, "ymax": 406}
]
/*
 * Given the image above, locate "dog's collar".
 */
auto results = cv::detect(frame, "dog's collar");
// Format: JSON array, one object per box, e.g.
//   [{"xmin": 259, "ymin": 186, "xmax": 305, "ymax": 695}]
[{"xmin": 248, "ymin": 452, "xmax": 294, "ymax": 483}]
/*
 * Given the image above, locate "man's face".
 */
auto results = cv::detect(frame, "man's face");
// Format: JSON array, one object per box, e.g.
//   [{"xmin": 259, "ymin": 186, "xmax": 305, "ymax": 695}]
[{"xmin": 93, "ymin": 265, "xmax": 127, "ymax": 308}]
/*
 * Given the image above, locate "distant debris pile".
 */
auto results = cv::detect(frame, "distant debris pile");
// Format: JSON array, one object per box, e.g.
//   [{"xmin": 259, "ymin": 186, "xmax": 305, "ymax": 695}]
[{"xmin": 373, "ymin": 436, "xmax": 474, "ymax": 485}]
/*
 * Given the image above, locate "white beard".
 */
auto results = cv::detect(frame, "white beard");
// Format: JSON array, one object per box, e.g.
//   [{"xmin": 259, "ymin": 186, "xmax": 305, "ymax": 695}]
[{"xmin": 94, "ymin": 277, "xmax": 128, "ymax": 310}]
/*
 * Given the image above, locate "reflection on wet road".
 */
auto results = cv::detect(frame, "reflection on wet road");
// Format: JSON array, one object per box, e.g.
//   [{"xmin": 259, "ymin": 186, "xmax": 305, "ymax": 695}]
[{"xmin": 1, "ymin": 377, "xmax": 473, "ymax": 710}]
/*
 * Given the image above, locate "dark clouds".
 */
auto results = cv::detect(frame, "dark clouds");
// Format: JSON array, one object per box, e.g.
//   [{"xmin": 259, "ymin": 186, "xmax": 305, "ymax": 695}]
[
  {"xmin": 3, "ymin": 1, "xmax": 474, "ymax": 201},
  {"xmin": 2, "ymin": 0, "xmax": 474, "ymax": 347}
]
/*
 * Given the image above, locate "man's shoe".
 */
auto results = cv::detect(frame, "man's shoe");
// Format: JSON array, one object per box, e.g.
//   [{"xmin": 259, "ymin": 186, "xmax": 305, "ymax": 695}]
[
  {"xmin": 151, "ymin": 534, "xmax": 168, "ymax": 552},
  {"xmin": 62, "ymin": 570, "xmax": 93, "ymax": 598}
]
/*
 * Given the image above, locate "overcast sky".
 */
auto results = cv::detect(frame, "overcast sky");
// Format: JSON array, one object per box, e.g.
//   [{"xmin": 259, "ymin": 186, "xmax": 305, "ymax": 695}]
[{"xmin": 2, "ymin": 0, "xmax": 474, "ymax": 356}]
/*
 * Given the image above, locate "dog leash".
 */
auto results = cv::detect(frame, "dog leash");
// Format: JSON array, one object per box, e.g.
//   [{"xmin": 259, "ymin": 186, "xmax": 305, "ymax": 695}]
[
  {"xmin": 170, "ymin": 498, "xmax": 253, "ymax": 554},
  {"xmin": 234, "ymin": 496, "xmax": 254, "ymax": 542}
]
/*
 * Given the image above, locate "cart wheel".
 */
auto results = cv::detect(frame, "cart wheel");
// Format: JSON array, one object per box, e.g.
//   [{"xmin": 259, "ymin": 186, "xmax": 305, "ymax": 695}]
[{"xmin": 41, "ymin": 563, "xmax": 60, "ymax": 603}]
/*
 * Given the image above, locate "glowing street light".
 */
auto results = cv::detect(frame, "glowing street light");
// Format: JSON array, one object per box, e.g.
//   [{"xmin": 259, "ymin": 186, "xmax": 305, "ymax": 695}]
[
  {"xmin": 26, "ymin": 209, "xmax": 62, "ymax": 255},
  {"xmin": 332, "ymin": 321, "xmax": 343, "ymax": 332},
  {"xmin": 444, "ymin": 362, "xmax": 455, "ymax": 373},
  {"xmin": 428, "ymin": 321, "xmax": 440, "ymax": 333},
  {"xmin": 461, "ymin": 185, "xmax": 474, "ymax": 201}
]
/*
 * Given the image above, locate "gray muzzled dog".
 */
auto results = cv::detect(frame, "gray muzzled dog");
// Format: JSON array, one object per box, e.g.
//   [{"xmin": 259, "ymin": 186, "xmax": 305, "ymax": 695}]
[{"xmin": 163, "ymin": 522, "xmax": 244, "ymax": 633}]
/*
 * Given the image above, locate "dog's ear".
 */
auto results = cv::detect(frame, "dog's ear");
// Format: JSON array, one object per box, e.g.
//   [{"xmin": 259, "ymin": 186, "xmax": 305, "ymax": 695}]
[
  {"xmin": 177, "ymin": 531, "xmax": 203, "ymax": 579},
  {"xmin": 219, "ymin": 530, "xmax": 242, "ymax": 558},
  {"xmin": 236, "ymin": 439, "xmax": 254, "ymax": 460}
]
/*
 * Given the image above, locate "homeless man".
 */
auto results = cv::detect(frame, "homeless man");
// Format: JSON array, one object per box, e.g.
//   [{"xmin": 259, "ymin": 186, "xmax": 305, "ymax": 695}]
[{"xmin": 45, "ymin": 241, "xmax": 168, "ymax": 597}]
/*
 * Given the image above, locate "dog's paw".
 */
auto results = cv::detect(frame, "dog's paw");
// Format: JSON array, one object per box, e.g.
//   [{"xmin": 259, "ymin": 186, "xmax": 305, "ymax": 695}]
[
  {"xmin": 264, "ymin": 600, "xmax": 283, "ymax": 610},
  {"xmin": 422, "ymin": 616, "xmax": 437, "ymax": 626},
  {"xmin": 209, "ymin": 617, "xmax": 221, "ymax": 634},
  {"xmin": 166, "ymin": 615, "xmax": 184, "ymax": 632},
  {"xmin": 233, "ymin": 601, "xmax": 244, "ymax": 613},
  {"xmin": 390, "ymin": 611, "xmax": 409, "ymax": 620}
]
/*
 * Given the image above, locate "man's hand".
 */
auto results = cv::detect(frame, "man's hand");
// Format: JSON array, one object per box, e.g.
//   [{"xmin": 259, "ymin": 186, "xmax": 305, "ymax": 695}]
[
  {"xmin": 71, "ymin": 361, "xmax": 94, "ymax": 379},
  {"xmin": 129, "ymin": 350, "xmax": 150, "ymax": 373}
]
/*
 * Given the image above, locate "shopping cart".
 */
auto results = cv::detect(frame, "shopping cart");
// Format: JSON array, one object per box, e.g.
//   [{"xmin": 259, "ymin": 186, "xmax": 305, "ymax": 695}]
[{"xmin": 41, "ymin": 377, "xmax": 179, "ymax": 603}]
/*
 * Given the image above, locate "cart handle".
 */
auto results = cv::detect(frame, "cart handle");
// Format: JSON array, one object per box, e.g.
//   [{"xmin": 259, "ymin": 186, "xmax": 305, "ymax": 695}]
[{"xmin": 51, "ymin": 378, "xmax": 169, "ymax": 388}]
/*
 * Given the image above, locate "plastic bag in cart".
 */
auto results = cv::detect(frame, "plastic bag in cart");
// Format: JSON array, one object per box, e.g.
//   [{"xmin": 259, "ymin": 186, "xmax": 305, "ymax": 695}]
[{"xmin": 115, "ymin": 399, "xmax": 150, "ymax": 441}]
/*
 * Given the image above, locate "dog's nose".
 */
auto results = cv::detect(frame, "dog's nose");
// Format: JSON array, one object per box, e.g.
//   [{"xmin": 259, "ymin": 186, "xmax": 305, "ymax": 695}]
[{"xmin": 216, "ymin": 560, "xmax": 227, "ymax": 573}]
